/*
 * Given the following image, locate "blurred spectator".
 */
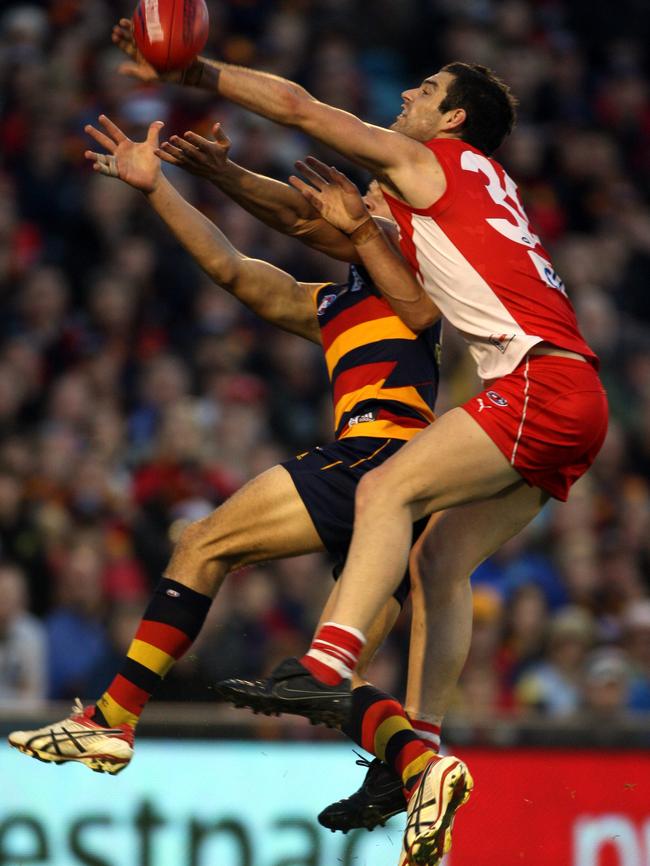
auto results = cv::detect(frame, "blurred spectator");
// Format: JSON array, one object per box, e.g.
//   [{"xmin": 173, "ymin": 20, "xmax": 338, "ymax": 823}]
[
  {"xmin": 0, "ymin": 468, "xmax": 52, "ymax": 614},
  {"xmin": 45, "ymin": 541, "xmax": 112, "ymax": 699},
  {"xmin": 497, "ymin": 583, "xmax": 549, "ymax": 704},
  {"xmin": 580, "ymin": 648, "xmax": 631, "ymax": 718},
  {"xmin": 454, "ymin": 588, "xmax": 505, "ymax": 725},
  {"xmin": 621, "ymin": 600, "xmax": 650, "ymax": 710},
  {"xmin": 516, "ymin": 606, "xmax": 596, "ymax": 717},
  {"xmin": 0, "ymin": 561, "xmax": 46, "ymax": 707}
]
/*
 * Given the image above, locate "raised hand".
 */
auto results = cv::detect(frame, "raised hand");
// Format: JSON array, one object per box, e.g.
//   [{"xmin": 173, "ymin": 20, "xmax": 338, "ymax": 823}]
[
  {"xmin": 157, "ymin": 122, "xmax": 232, "ymax": 179},
  {"xmin": 84, "ymin": 115, "xmax": 164, "ymax": 194},
  {"xmin": 111, "ymin": 17, "xmax": 181, "ymax": 84},
  {"xmin": 290, "ymin": 157, "xmax": 370, "ymax": 233}
]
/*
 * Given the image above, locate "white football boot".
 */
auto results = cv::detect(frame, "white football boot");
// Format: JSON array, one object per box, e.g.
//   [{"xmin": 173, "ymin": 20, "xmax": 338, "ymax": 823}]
[
  {"xmin": 403, "ymin": 755, "xmax": 473, "ymax": 865},
  {"xmin": 8, "ymin": 699, "xmax": 134, "ymax": 775}
]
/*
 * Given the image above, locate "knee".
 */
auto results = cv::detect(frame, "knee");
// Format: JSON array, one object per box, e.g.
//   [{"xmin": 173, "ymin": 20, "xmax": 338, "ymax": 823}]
[
  {"xmin": 166, "ymin": 517, "xmax": 232, "ymax": 595},
  {"xmin": 409, "ymin": 527, "xmax": 459, "ymax": 598},
  {"xmin": 174, "ymin": 517, "xmax": 229, "ymax": 566},
  {"xmin": 355, "ymin": 464, "xmax": 399, "ymax": 514},
  {"xmin": 175, "ymin": 518, "xmax": 208, "ymax": 555}
]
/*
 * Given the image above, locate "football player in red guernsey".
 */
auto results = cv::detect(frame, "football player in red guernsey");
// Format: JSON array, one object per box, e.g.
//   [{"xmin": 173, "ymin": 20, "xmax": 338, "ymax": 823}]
[{"xmin": 112, "ymin": 27, "xmax": 607, "ymax": 866}]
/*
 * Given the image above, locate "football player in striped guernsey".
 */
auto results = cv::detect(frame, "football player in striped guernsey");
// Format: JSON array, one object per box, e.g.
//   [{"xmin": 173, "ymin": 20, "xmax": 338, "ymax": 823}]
[{"xmin": 8, "ymin": 114, "xmax": 448, "ymax": 833}]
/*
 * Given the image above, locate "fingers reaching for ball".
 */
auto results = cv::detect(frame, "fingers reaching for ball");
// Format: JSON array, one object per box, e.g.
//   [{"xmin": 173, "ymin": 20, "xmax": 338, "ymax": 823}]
[
  {"xmin": 84, "ymin": 124, "xmax": 116, "ymax": 154},
  {"xmin": 288, "ymin": 175, "xmax": 324, "ymax": 212},
  {"xmin": 83, "ymin": 114, "xmax": 165, "ymax": 194},
  {"xmin": 84, "ymin": 115, "xmax": 126, "ymax": 152},
  {"xmin": 111, "ymin": 18, "xmax": 136, "ymax": 56},
  {"xmin": 157, "ymin": 135, "xmax": 202, "ymax": 169},
  {"xmin": 289, "ymin": 157, "xmax": 369, "ymax": 232},
  {"xmin": 111, "ymin": 16, "xmax": 161, "ymax": 82},
  {"xmin": 156, "ymin": 129, "xmax": 228, "ymax": 178},
  {"xmin": 211, "ymin": 123, "xmax": 231, "ymax": 148}
]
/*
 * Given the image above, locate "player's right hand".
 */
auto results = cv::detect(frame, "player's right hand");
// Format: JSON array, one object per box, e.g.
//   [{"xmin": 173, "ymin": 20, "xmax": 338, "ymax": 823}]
[
  {"xmin": 290, "ymin": 157, "xmax": 370, "ymax": 234},
  {"xmin": 84, "ymin": 115, "xmax": 164, "ymax": 194},
  {"xmin": 157, "ymin": 122, "xmax": 232, "ymax": 179},
  {"xmin": 111, "ymin": 18, "xmax": 182, "ymax": 84}
]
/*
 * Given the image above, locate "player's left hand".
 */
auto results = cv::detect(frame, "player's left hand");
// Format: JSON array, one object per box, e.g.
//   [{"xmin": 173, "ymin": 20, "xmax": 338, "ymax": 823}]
[
  {"xmin": 84, "ymin": 114, "xmax": 164, "ymax": 194},
  {"xmin": 290, "ymin": 157, "xmax": 370, "ymax": 234},
  {"xmin": 157, "ymin": 122, "xmax": 232, "ymax": 179}
]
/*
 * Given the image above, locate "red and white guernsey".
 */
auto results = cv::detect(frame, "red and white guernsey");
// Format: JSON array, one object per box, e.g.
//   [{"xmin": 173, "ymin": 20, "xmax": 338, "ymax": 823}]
[{"xmin": 384, "ymin": 138, "xmax": 598, "ymax": 381}]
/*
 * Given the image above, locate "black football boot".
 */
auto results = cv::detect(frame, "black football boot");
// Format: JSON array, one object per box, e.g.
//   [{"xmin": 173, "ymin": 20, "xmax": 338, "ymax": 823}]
[
  {"xmin": 318, "ymin": 755, "xmax": 406, "ymax": 833},
  {"xmin": 215, "ymin": 657, "xmax": 352, "ymax": 728}
]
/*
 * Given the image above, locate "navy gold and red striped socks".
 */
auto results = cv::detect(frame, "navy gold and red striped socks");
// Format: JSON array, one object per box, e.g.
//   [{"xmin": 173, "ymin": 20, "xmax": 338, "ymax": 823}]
[
  {"xmin": 300, "ymin": 622, "xmax": 366, "ymax": 685},
  {"xmin": 94, "ymin": 577, "xmax": 211, "ymax": 728},
  {"xmin": 343, "ymin": 685, "xmax": 439, "ymax": 796}
]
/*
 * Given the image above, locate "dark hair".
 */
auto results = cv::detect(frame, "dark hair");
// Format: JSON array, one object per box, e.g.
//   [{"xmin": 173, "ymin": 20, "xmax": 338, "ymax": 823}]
[{"xmin": 438, "ymin": 62, "xmax": 517, "ymax": 155}]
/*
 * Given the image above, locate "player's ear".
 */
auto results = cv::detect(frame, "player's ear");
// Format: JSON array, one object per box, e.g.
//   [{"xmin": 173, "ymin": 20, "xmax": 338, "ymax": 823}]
[{"xmin": 444, "ymin": 107, "xmax": 466, "ymax": 133}]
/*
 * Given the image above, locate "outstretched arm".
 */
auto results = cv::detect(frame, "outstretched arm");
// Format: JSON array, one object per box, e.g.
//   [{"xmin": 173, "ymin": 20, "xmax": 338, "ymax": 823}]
[
  {"xmin": 112, "ymin": 19, "xmax": 444, "ymax": 206},
  {"xmin": 84, "ymin": 115, "xmax": 321, "ymax": 343},
  {"xmin": 290, "ymin": 159, "xmax": 441, "ymax": 332},
  {"xmin": 156, "ymin": 122, "xmax": 362, "ymax": 263}
]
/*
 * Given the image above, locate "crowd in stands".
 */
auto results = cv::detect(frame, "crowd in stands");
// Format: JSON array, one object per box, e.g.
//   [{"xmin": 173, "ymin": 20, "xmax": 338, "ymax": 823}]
[{"xmin": 1, "ymin": 0, "xmax": 649, "ymax": 731}]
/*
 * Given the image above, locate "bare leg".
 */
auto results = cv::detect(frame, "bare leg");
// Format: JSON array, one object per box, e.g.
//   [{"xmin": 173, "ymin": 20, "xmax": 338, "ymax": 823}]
[
  {"xmin": 327, "ymin": 407, "xmax": 521, "ymax": 634},
  {"xmin": 317, "ymin": 577, "xmax": 401, "ymax": 688},
  {"xmin": 87, "ymin": 464, "xmax": 326, "ymax": 729},
  {"xmin": 405, "ymin": 483, "xmax": 549, "ymax": 725},
  {"xmin": 165, "ymin": 464, "xmax": 324, "ymax": 595},
  {"xmin": 6, "ymin": 465, "xmax": 328, "ymax": 771}
]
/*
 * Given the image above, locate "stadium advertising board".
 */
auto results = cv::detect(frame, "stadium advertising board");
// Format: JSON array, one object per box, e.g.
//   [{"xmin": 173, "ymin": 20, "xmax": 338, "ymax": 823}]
[
  {"xmin": 2, "ymin": 743, "xmax": 649, "ymax": 866},
  {"xmin": 449, "ymin": 749, "xmax": 650, "ymax": 866}
]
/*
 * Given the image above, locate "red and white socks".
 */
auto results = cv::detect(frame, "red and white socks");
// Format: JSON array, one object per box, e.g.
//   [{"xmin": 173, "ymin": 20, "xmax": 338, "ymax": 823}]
[
  {"xmin": 408, "ymin": 716, "xmax": 442, "ymax": 752},
  {"xmin": 300, "ymin": 622, "xmax": 366, "ymax": 685}
]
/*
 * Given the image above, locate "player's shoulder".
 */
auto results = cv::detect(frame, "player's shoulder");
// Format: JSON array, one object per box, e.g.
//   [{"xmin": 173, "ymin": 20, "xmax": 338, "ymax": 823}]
[{"xmin": 424, "ymin": 137, "xmax": 485, "ymax": 167}]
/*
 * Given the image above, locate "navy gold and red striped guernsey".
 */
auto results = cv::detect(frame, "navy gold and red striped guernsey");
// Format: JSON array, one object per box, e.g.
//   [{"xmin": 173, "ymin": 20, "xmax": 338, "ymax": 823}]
[
  {"xmin": 314, "ymin": 265, "xmax": 441, "ymax": 441},
  {"xmin": 93, "ymin": 267, "xmax": 441, "ymax": 731}
]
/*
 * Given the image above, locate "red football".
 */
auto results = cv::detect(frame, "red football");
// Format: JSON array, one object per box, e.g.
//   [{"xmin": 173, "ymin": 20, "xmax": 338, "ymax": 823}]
[{"xmin": 133, "ymin": 0, "xmax": 209, "ymax": 72}]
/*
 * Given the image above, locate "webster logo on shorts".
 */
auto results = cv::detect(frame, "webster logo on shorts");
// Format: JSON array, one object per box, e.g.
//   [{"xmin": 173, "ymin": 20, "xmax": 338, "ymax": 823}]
[
  {"xmin": 317, "ymin": 294, "xmax": 337, "ymax": 316},
  {"xmin": 486, "ymin": 390, "xmax": 508, "ymax": 407}
]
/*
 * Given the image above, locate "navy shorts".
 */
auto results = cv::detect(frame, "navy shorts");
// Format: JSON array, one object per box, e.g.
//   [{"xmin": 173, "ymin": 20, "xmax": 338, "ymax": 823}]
[{"xmin": 282, "ymin": 436, "xmax": 424, "ymax": 607}]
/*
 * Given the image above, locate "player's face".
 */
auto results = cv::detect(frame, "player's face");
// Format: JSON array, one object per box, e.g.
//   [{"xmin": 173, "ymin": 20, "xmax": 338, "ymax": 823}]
[
  {"xmin": 391, "ymin": 71, "xmax": 457, "ymax": 141},
  {"xmin": 363, "ymin": 180, "xmax": 392, "ymax": 220}
]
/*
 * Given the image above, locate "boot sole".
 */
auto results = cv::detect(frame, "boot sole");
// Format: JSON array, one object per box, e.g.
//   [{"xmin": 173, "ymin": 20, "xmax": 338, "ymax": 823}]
[
  {"xmin": 8, "ymin": 738, "xmax": 130, "ymax": 775},
  {"xmin": 218, "ymin": 686, "xmax": 350, "ymax": 729},
  {"xmin": 320, "ymin": 801, "xmax": 406, "ymax": 833}
]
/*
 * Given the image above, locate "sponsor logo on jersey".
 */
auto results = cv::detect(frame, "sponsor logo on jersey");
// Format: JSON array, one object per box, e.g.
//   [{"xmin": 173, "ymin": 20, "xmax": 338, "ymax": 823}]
[
  {"xmin": 486, "ymin": 390, "xmax": 508, "ymax": 407},
  {"xmin": 348, "ymin": 411, "xmax": 375, "ymax": 427},
  {"xmin": 489, "ymin": 333, "xmax": 516, "ymax": 353},
  {"xmin": 477, "ymin": 398, "xmax": 491, "ymax": 413},
  {"xmin": 317, "ymin": 293, "xmax": 338, "ymax": 316}
]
